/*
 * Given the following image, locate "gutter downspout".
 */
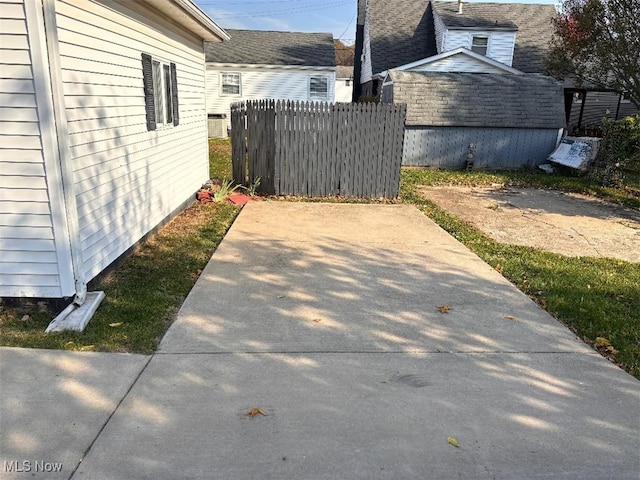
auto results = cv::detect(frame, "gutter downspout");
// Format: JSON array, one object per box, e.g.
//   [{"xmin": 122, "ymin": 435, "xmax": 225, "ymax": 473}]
[{"xmin": 42, "ymin": 0, "xmax": 86, "ymax": 305}]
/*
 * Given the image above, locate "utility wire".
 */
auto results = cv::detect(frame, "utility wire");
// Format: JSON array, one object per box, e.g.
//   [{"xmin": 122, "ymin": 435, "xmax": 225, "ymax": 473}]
[
  {"xmin": 337, "ymin": 11, "xmax": 356, "ymax": 40},
  {"xmin": 205, "ymin": 0, "xmax": 353, "ymax": 17}
]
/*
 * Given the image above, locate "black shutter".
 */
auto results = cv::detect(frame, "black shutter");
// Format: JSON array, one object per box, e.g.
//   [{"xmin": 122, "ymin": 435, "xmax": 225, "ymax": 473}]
[
  {"xmin": 170, "ymin": 62, "xmax": 179, "ymax": 126},
  {"xmin": 141, "ymin": 53, "xmax": 156, "ymax": 131}
]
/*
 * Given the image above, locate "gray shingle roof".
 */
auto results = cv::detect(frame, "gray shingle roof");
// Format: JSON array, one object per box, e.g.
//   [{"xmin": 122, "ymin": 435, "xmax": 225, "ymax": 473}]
[
  {"xmin": 367, "ymin": 1, "xmax": 555, "ymax": 75},
  {"xmin": 368, "ymin": 0, "xmax": 438, "ymax": 76},
  {"xmin": 434, "ymin": 2, "xmax": 556, "ymax": 73},
  {"xmin": 205, "ymin": 29, "xmax": 336, "ymax": 66},
  {"xmin": 434, "ymin": 2, "xmax": 518, "ymax": 30},
  {"xmin": 388, "ymin": 71, "xmax": 565, "ymax": 128}
]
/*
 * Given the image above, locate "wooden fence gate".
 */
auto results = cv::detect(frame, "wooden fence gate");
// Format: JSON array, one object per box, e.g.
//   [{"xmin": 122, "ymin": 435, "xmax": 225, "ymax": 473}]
[{"xmin": 230, "ymin": 100, "xmax": 406, "ymax": 198}]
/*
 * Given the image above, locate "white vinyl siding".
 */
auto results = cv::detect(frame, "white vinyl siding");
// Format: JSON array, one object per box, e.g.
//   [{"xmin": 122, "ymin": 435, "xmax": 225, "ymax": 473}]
[
  {"xmin": 432, "ymin": 9, "xmax": 447, "ymax": 54},
  {"xmin": 360, "ymin": 5, "xmax": 373, "ymax": 84},
  {"xmin": 0, "ymin": 0, "xmax": 66, "ymax": 297},
  {"xmin": 409, "ymin": 54, "xmax": 511, "ymax": 74},
  {"xmin": 206, "ymin": 66, "xmax": 336, "ymax": 127},
  {"xmin": 444, "ymin": 30, "xmax": 516, "ymax": 67},
  {"xmin": 55, "ymin": 0, "xmax": 209, "ymax": 281}
]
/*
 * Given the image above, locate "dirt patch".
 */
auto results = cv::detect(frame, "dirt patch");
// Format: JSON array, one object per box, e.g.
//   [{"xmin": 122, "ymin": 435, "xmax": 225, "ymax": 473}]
[{"xmin": 419, "ymin": 186, "xmax": 640, "ymax": 263}]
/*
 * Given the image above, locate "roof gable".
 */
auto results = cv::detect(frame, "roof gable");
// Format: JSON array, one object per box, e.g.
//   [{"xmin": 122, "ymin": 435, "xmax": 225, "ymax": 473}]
[
  {"xmin": 433, "ymin": 1, "xmax": 555, "ymax": 73},
  {"xmin": 384, "ymin": 47, "xmax": 523, "ymax": 75},
  {"xmin": 205, "ymin": 29, "xmax": 336, "ymax": 67},
  {"xmin": 364, "ymin": 0, "xmax": 555, "ymax": 75}
]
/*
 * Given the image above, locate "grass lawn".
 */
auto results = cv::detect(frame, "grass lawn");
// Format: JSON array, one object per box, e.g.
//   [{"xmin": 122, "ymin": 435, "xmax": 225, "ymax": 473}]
[
  {"xmin": 0, "ymin": 140, "xmax": 240, "ymax": 354},
  {"xmin": 2, "ymin": 139, "xmax": 638, "ymax": 380},
  {"xmin": 401, "ymin": 169, "xmax": 640, "ymax": 379}
]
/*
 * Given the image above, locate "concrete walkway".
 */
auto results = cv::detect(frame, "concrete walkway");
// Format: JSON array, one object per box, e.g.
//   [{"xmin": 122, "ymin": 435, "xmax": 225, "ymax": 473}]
[{"xmin": 1, "ymin": 203, "xmax": 639, "ymax": 479}]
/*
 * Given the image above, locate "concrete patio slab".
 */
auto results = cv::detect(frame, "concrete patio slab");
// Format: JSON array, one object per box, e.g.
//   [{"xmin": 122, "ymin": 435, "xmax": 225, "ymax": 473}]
[
  {"xmin": 3, "ymin": 202, "xmax": 639, "ymax": 480},
  {"xmin": 74, "ymin": 351, "xmax": 639, "ymax": 480},
  {"xmin": 0, "ymin": 348, "xmax": 149, "ymax": 480}
]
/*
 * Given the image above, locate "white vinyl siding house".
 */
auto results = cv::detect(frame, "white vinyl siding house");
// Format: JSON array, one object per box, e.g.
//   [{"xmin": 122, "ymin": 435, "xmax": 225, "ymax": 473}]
[
  {"xmin": 206, "ymin": 66, "xmax": 335, "ymax": 127},
  {"xmin": 443, "ymin": 29, "xmax": 516, "ymax": 66},
  {"xmin": 1, "ymin": 0, "xmax": 72, "ymax": 297},
  {"xmin": 0, "ymin": 0, "xmax": 228, "ymax": 299},
  {"xmin": 205, "ymin": 29, "xmax": 337, "ymax": 130}
]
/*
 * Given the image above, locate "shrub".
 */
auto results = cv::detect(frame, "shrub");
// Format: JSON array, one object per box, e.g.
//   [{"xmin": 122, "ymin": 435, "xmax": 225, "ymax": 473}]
[{"xmin": 590, "ymin": 116, "xmax": 640, "ymax": 187}]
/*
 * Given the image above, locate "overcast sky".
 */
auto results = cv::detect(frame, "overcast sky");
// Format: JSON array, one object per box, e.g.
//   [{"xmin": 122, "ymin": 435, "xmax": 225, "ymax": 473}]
[{"xmin": 192, "ymin": 0, "xmax": 557, "ymax": 45}]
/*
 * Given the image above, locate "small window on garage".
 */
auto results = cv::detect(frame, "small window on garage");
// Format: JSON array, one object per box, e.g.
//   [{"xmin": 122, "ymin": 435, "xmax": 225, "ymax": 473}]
[
  {"xmin": 221, "ymin": 73, "xmax": 241, "ymax": 96},
  {"xmin": 471, "ymin": 36, "xmax": 489, "ymax": 56},
  {"xmin": 309, "ymin": 75, "xmax": 328, "ymax": 100}
]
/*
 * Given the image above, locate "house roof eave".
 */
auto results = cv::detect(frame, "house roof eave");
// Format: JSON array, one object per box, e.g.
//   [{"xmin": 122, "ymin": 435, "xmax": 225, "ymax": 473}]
[{"xmin": 140, "ymin": 0, "xmax": 230, "ymax": 41}]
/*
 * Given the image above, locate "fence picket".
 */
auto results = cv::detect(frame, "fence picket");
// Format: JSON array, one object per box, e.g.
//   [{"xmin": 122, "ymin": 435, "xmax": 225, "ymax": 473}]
[{"xmin": 230, "ymin": 100, "xmax": 406, "ymax": 199}]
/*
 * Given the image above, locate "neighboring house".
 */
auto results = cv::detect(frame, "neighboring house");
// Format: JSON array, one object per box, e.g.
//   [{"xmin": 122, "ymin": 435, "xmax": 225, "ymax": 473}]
[
  {"xmin": 0, "ymin": 0, "xmax": 228, "ymax": 301},
  {"xmin": 335, "ymin": 66, "xmax": 354, "ymax": 102},
  {"xmin": 354, "ymin": 0, "xmax": 566, "ymax": 168},
  {"xmin": 565, "ymin": 87, "xmax": 639, "ymax": 135},
  {"xmin": 205, "ymin": 29, "xmax": 337, "ymax": 129}
]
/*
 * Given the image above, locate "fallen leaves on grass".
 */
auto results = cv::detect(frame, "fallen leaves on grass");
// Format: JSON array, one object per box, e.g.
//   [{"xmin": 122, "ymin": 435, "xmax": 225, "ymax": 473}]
[
  {"xmin": 437, "ymin": 305, "xmax": 451, "ymax": 313},
  {"xmin": 246, "ymin": 408, "xmax": 268, "ymax": 418},
  {"xmin": 594, "ymin": 336, "xmax": 618, "ymax": 354},
  {"xmin": 109, "ymin": 322, "xmax": 123, "ymax": 328}
]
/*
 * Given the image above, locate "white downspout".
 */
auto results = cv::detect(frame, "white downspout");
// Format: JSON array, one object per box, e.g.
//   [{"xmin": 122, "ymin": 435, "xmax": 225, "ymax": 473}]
[{"xmin": 41, "ymin": 0, "xmax": 87, "ymax": 305}]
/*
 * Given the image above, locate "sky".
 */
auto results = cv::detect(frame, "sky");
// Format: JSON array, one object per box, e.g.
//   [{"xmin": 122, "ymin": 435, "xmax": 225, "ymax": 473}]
[{"xmin": 192, "ymin": 0, "xmax": 558, "ymax": 46}]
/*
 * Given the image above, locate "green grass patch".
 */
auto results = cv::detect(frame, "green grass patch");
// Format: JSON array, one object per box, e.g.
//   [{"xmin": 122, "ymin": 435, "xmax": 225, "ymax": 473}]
[
  {"xmin": 1, "ymin": 145, "xmax": 241, "ymax": 353},
  {"xmin": 401, "ymin": 171, "xmax": 640, "ymax": 379},
  {"xmin": 210, "ymin": 138, "xmax": 233, "ymax": 180},
  {"xmin": 402, "ymin": 168, "xmax": 640, "ymax": 209}
]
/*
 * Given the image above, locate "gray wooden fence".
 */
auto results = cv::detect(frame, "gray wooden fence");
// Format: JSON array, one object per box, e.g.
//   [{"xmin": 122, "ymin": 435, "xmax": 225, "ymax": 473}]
[{"xmin": 231, "ymin": 100, "xmax": 406, "ymax": 198}]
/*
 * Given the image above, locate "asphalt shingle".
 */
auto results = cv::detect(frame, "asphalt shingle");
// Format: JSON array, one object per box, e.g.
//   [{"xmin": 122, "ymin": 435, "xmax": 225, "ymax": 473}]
[
  {"xmin": 205, "ymin": 29, "xmax": 336, "ymax": 67},
  {"xmin": 389, "ymin": 70, "xmax": 565, "ymax": 128},
  {"xmin": 367, "ymin": 0, "xmax": 555, "ymax": 75}
]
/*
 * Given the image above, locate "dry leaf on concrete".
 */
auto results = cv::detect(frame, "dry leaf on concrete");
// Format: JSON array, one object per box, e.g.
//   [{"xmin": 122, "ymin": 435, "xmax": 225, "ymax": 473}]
[
  {"xmin": 246, "ymin": 408, "xmax": 268, "ymax": 418},
  {"xmin": 437, "ymin": 305, "xmax": 451, "ymax": 314},
  {"xmin": 447, "ymin": 436, "xmax": 460, "ymax": 448}
]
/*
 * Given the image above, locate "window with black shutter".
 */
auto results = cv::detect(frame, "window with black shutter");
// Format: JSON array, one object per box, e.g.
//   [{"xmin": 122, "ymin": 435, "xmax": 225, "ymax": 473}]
[{"xmin": 141, "ymin": 53, "xmax": 179, "ymax": 130}]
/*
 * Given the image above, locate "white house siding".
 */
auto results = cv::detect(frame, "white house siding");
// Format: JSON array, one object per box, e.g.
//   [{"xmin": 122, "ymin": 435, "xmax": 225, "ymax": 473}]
[
  {"xmin": 335, "ymin": 79, "xmax": 353, "ymax": 103},
  {"xmin": 54, "ymin": 0, "xmax": 209, "ymax": 281},
  {"xmin": 444, "ymin": 30, "xmax": 515, "ymax": 67},
  {"xmin": 432, "ymin": 8, "xmax": 446, "ymax": 54},
  {"xmin": 360, "ymin": 1, "xmax": 373, "ymax": 84},
  {"xmin": 409, "ymin": 55, "xmax": 509, "ymax": 74},
  {"xmin": 206, "ymin": 66, "xmax": 336, "ymax": 127},
  {"xmin": 0, "ymin": 0, "xmax": 68, "ymax": 297}
]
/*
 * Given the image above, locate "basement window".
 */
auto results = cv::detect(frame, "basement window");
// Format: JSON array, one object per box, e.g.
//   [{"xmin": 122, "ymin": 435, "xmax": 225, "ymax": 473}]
[
  {"xmin": 471, "ymin": 36, "xmax": 488, "ymax": 56},
  {"xmin": 141, "ymin": 53, "xmax": 179, "ymax": 131}
]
